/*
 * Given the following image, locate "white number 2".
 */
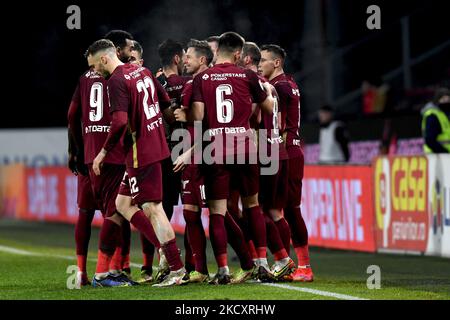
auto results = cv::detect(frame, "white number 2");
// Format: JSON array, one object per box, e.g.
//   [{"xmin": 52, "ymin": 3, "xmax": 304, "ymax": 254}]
[
  {"xmin": 136, "ymin": 76, "xmax": 159, "ymax": 120},
  {"xmin": 216, "ymin": 84, "xmax": 234, "ymax": 124},
  {"xmin": 89, "ymin": 82, "xmax": 103, "ymax": 122}
]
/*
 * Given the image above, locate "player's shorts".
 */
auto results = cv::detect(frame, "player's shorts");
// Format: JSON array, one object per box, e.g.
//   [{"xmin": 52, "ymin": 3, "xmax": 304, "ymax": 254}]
[
  {"xmin": 77, "ymin": 174, "xmax": 98, "ymax": 210},
  {"xmin": 88, "ymin": 163, "xmax": 126, "ymax": 218},
  {"xmin": 203, "ymin": 163, "xmax": 259, "ymax": 200},
  {"xmin": 286, "ymin": 154, "xmax": 304, "ymax": 208},
  {"xmin": 259, "ymin": 159, "xmax": 289, "ymax": 210},
  {"xmin": 119, "ymin": 162, "xmax": 163, "ymax": 205},
  {"xmin": 162, "ymin": 156, "xmax": 182, "ymax": 219},
  {"xmin": 181, "ymin": 164, "xmax": 206, "ymax": 207}
]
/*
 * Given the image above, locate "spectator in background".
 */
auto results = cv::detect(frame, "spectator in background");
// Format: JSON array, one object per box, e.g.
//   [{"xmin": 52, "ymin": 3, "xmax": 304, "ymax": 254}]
[
  {"xmin": 318, "ymin": 105, "xmax": 350, "ymax": 164},
  {"xmin": 362, "ymin": 76, "xmax": 389, "ymax": 115},
  {"xmin": 421, "ymin": 87, "xmax": 450, "ymax": 153}
]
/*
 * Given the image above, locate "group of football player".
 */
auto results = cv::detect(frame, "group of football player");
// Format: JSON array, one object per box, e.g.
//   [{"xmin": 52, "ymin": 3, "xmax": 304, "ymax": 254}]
[{"xmin": 67, "ymin": 29, "xmax": 313, "ymax": 288}]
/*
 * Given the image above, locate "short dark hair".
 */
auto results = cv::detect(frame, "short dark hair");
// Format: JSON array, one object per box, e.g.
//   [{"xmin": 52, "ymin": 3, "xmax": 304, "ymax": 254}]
[
  {"xmin": 206, "ymin": 36, "xmax": 219, "ymax": 44},
  {"xmin": 243, "ymin": 42, "xmax": 261, "ymax": 66},
  {"xmin": 260, "ymin": 44, "xmax": 287, "ymax": 61},
  {"xmin": 218, "ymin": 32, "xmax": 245, "ymax": 55},
  {"xmin": 186, "ymin": 39, "xmax": 214, "ymax": 66},
  {"xmin": 133, "ymin": 40, "xmax": 143, "ymax": 58},
  {"xmin": 157, "ymin": 39, "xmax": 184, "ymax": 67},
  {"xmin": 104, "ymin": 30, "xmax": 134, "ymax": 49},
  {"xmin": 319, "ymin": 105, "xmax": 334, "ymax": 113},
  {"xmin": 434, "ymin": 87, "xmax": 450, "ymax": 105},
  {"xmin": 85, "ymin": 39, "xmax": 115, "ymax": 58}
]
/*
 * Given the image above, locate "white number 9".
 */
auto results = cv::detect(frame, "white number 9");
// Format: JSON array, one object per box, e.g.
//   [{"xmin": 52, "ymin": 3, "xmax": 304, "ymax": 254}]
[{"xmin": 89, "ymin": 82, "xmax": 104, "ymax": 122}]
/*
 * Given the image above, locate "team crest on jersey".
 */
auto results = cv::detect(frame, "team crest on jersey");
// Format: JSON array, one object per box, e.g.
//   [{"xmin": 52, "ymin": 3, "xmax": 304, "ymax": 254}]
[{"xmin": 202, "ymin": 74, "xmax": 209, "ymax": 80}]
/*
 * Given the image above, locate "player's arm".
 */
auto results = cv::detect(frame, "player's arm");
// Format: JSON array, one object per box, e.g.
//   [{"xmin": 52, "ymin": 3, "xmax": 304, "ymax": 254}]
[
  {"xmin": 154, "ymin": 76, "xmax": 176, "ymax": 124},
  {"xmin": 259, "ymin": 82, "xmax": 275, "ymax": 115},
  {"xmin": 248, "ymin": 70, "xmax": 274, "ymax": 115},
  {"xmin": 190, "ymin": 75, "xmax": 205, "ymax": 121},
  {"xmin": 67, "ymin": 84, "xmax": 85, "ymax": 175}
]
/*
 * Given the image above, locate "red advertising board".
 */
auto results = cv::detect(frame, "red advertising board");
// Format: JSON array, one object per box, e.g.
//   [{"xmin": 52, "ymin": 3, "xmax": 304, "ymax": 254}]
[
  {"xmin": 373, "ymin": 156, "xmax": 429, "ymax": 252},
  {"xmin": 18, "ymin": 167, "xmax": 104, "ymax": 227},
  {"xmin": 301, "ymin": 165, "xmax": 376, "ymax": 252}
]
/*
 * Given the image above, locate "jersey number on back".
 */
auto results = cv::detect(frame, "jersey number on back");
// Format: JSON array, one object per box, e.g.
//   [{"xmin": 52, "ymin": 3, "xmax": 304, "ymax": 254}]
[
  {"xmin": 216, "ymin": 84, "xmax": 234, "ymax": 124},
  {"xmin": 89, "ymin": 82, "xmax": 103, "ymax": 122},
  {"xmin": 137, "ymin": 76, "xmax": 160, "ymax": 120}
]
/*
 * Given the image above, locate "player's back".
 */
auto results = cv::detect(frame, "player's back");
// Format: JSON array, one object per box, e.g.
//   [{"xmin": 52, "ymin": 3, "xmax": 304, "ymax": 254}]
[
  {"xmin": 195, "ymin": 63, "xmax": 264, "ymax": 130},
  {"xmin": 270, "ymin": 73, "xmax": 302, "ymax": 158},
  {"xmin": 77, "ymin": 69, "xmax": 124, "ymax": 165},
  {"xmin": 193, "ymin": 63, "xmax": 268, "ymax": 159},
  {"xmin": 108, "ymin": 63, "xmax": 170, "ymax": 168}
]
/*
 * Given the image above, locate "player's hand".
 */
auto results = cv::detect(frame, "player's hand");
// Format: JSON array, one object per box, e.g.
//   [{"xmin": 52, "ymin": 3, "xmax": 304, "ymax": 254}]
[
  {"xmin": 174, "ymin": 108, "xmax": 187, "ymax": 122},
  {"xmin": 262, "ymin": 82, "xmax": 273, "ymax": 95},
  {"xmin": 173, "ymin": 149, "xmax": 191, "ymax": 172},
  {"xmin": 93, "ymin": 149, "xmax": 107, "ymax": 176},
  {"xmin": 68, "ymin": 153, "xmax": 78, "ymax": 176}
]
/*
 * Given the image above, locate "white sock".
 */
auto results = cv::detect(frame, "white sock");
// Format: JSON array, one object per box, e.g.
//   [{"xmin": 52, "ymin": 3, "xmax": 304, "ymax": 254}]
[
  {"xmin": 94, "ymin": 272, "xmax": 109, "ymax": 280},
  {"xmin": 219, "ymin": 266, "xmax": 230, "ymax": 275}
]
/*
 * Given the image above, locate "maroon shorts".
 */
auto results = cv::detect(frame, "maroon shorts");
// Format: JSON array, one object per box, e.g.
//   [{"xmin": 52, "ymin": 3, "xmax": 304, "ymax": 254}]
[
  {"xmin": 88, "ymin": 164, "xmax": 125, "ymax": 218},
  {"xmin": 204, "ymin": 164, "xmax": 259, "ymax": 200},
  {"xmin": 181, "ymin": 164, "xmax": 206, "ymax": 207},
  {"xmin": 119, "ymin": 162, "xmax": 163, "ymax": 205},
  {"xmin": 77, "ymin": 174, "xmax": 98, "ymax": 210},
  {"xmin": 259, "ymin": 159, "xmax": 289, "ymax": 210},
  {"xmin": 287, "ymin": 154, "xmax": 304, "ymax": 208}
]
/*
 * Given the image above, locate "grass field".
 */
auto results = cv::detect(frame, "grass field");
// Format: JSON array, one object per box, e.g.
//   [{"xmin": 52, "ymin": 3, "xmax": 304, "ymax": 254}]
[{"xmin": 0, "ymin": 219, "xmax": 449, "ymax": 300}]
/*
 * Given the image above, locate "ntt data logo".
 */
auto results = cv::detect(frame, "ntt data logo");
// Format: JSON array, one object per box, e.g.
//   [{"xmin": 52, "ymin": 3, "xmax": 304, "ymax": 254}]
[{"xmin": 202, "ymin": 74, "xmax": 209, "ymax": 80}]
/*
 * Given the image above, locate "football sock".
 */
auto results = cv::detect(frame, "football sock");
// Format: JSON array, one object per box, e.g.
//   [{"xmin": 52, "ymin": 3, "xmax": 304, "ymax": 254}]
[
  {"xmin": 140, "ymin": 233, "xmax": 155, "ymax": 267},
  {"xmin": 183, "ymin": 226, "xmax": 195, "ymax": 273},
  {"xmin": 224, "ymin": 212, "xmax": 254, "ymax": 270},
  {"xmin": 264, "ymin": 214, "xmax": 288, "ymax": 260},
  {"xmin": 161, "ymin": 238, "xmax": 184, "ymax": 271},
  {"xmin": 209, "ymin": 214, "xmax": 228, "ymax": 268},
  {"xmin": 294, "ymin": 245, "xmax": 311, "ymax": 267},
  {"xmin": 75, "ymin": 209, "xmax": 95, "ymax": 272},
  {"xmin": 183, "ymin": 209, "xmax": 208, "ymax": 274},
  {"xmin": 109, "ymin": 247, "xmax": 122, "ymax": 272},
  {"xmin": 219, "ymin": 266, "xmax": 230, "ymax": 275},
  {"xmin": 121, "ymin": 220, "xmax": 131, "ymax": 268},
  {"xmin": 130, "ymin": 210, "xmax": 160, "ymax": 248},
  {"xmin": 237, "ymin": 216, "xmax": 258, "ymax": 260},
  {"xmin": 284, "ymin": 206, "xmax": 308, "ymax": 248},
  {"xmin": 275, "ymin": 218, "xmax": 291, "ymax": 254},
  {"xmin": 96, "ymin": 219, "xmax": 120, "ymax": 275},
  {"xmin": 244, "ymin": 206, "xmax": 267, "ymax": 258}
]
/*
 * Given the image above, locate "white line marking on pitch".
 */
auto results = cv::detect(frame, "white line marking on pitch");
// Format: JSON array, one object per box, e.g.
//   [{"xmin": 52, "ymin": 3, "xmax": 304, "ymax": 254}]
[
  {"xmin": 262, "ymin": 283, "xmax": 368, "ymax": 300},
  {"xmin": 0, "ymin": 244, "xmax": 368, "ymax": 300}
]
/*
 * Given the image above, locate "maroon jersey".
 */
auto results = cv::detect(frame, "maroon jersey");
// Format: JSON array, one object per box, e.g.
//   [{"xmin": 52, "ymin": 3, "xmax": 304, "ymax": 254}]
[
  {"xmin": 165, "ymin": 74, "xmax": 192, "ymax": 105},
  {"xmin": 108, "ymin": 64, "xmax": 171, "ymax": 168},
  {"xmin": 192, "ymin": 63, "xmax": 267, "ymax": 158},
  {"xmin": 257, "ymin": 76, "xmax": 288, "ymax": 161},
  {"xmin": 270, "ymin": 73, "xmax": 303, "ymax": 158},
  {"xmin": 181, "ymin": 79, "xmax": 195, "ymax": 139},
  {"xmin": 72, "ymin": 70, "xmax": 125, "ymax": 165}
]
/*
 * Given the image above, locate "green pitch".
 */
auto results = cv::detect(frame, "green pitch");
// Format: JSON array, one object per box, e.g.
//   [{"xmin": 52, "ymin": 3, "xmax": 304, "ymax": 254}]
[{"xmin": 0, "ymin": 219, "xmax": 449, "ymax": 300}]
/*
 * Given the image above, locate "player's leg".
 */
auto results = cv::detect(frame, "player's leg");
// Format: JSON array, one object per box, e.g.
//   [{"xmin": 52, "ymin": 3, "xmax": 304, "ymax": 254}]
[
  {"xmin": 75, "ymin": 174, "xmax": 96, "ymax": 286},
  {"xmin": 89, "ymin": 164, "xmax": 136, "ymax": 287},
  {"xmin": 203, "ymin": 164, "xmax": 231, "ymax": 285},
  {"xmin": 121, "ymin": 162, "xmax": 185, "ymax": 287},
  {"xmin": 228, "ymin": 184, "xmax": 258, "ymax": 262},
  {"xmin": 239, "ymin": 164, "xmax": 270, "ymax": 280},
  {"xmin": 284, "ymin": 155, "xmax": 313, "ymax": 282},
  {"xmin": 181, "ymin": 164, "xmax": 209, "ymax": 282}
]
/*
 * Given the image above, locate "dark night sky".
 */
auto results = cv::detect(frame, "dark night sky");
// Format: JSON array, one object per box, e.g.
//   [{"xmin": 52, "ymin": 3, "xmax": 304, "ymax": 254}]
[{"xmin": 2, "ymin": 0, "xmax": 448, "ymax": 128}]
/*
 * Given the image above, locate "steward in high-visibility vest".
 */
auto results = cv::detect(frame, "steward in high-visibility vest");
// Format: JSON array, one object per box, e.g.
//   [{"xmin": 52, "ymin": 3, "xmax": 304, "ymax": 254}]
[{"xmin": 421, "ymin": 88, "xmax": 450, "ymax": 153}]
